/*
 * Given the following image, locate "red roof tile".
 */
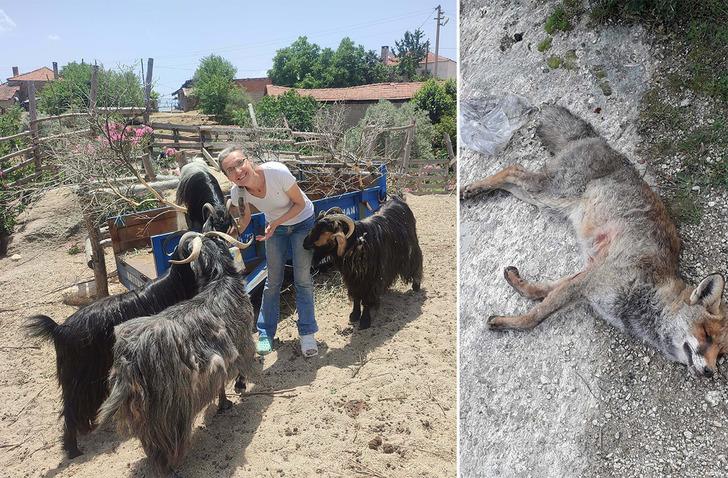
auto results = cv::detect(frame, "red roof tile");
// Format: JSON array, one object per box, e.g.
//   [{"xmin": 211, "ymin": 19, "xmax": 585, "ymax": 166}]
[
  {"xmin": 265, "ymin": 82, "xmax": 425, "ymax": 102},
  {"xmin": 8, "ymin": 67, "xmax": 56, "ymax": 82},
  {"xmin": 421, "ymin": 52, "xmax": 454, "ymax": 64},
  {"xmin": 0, "ymin": 84, "xmax": 19, "ymax": 101}
]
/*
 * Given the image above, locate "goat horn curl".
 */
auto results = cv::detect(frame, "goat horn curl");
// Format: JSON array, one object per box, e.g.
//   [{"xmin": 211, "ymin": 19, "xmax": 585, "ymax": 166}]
[
  {"xmin": 203, "ymin": 230, "xmax": 253, "ymax": 249},
  {"xmin": 324, "ymin": 214, "xmax": 355, "ymax": 239},
  {"xmin": 202, "ymin": 203, "xmax": 216, "ymax": 217},
  {"xmin": 169, "ymin": 232, "xmax": 203, "ymax": 264}
]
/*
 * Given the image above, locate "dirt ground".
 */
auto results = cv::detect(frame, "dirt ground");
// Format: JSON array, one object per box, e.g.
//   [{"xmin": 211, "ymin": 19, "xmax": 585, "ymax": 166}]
[{"xmin": 0, "ymin": 192, "xmax": 456, "ymax": 477}]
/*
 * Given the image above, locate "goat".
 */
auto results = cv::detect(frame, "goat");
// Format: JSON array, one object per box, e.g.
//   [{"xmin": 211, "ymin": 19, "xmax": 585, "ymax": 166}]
[
  {"xmin": 303, "ymin": 197, "xmax": 423, "ymax": 329},
  {"xmin": 25, "ymin": 245, "xmax": 199, "ymax": 459},
  {"xmin": 176, "ymin": 158, "xmax": 235, "ymax": 233},
  {"xmin": 97, "ymin": 232, "xmax": 255, "ymax": 477}
]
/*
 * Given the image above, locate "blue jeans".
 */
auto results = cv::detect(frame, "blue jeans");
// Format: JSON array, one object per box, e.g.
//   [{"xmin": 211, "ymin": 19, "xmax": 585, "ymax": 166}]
[{"xmin": 258, "ymin": 214, "xmax": 317, "ymax": 340}]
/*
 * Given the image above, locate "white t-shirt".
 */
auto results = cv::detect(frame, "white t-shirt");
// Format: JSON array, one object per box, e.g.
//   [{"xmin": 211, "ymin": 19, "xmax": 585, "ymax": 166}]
[{"xmin": 230, "ymin": 162, "xmax": 314, "ymax": 226}]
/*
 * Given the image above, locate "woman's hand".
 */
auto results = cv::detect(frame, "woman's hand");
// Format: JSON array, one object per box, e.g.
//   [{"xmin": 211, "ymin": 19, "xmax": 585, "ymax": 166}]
[{"xmin": 256, "ymin": 221, "xmax": 278, "ymax": 241}]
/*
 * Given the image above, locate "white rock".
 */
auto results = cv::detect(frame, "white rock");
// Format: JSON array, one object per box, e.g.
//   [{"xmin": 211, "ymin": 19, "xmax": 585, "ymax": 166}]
[
  {"xmin": 10, "ymin": 254, "xmax": 21, "ymax": 261},
  {"xmin": 705, "ymin": 390, "xmax": 721, "ymax": 407},
  {"xmin": 680, "ymin": 98, "xmax": 691, "ymax": 107}
]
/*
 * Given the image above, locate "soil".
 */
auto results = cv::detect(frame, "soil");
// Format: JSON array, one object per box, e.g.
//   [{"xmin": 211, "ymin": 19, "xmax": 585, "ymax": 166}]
[{"xmin": 0, "ymin": 191, "xmax": 456, "ymax": 477}]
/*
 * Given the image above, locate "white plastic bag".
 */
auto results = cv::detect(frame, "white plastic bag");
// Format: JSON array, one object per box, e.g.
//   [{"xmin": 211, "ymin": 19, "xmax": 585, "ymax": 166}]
[{"xmin": 460, "ymin": 95, "xmax": 533, "ymax": 156}]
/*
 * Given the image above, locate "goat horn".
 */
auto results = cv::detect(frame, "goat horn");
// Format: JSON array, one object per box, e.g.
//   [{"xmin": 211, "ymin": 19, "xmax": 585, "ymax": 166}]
[
  {"xmin": 325, "ymin": 214, "xmax": 355, "ymax": 239},
  {"xmin": 169, "ymin": 232, "xmax": 203, "ymax": 264},
  {"xmin": 204, "ymin": 230, "xmax": 254, "ymax": 249},
  {"xmin": 202, "ymin": 203, "xmax": 216, "ymax": 217},
  {"xmin": 225, "ymin": 198, "xmax": 243, "ymax": 236}
]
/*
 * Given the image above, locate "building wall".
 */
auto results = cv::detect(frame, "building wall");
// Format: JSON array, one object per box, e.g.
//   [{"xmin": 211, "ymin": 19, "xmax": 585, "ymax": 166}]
[{"xmin": 417, "ymin": 60, "xmax": 457, "ymax": 80}]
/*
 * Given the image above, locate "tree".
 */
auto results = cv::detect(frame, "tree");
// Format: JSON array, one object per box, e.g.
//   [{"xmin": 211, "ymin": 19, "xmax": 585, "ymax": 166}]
[
  {"xmin": 269, "ymin": 36, "xmax": 394, "ymax": 88},
  {"xmin": 192, "ymin": 55, "xmax": 249, "ymax": 123},
  {"xmin": 38, "ymin": 63, "xmax": 150, "ymax": 114},
  {"xmin": 254, "ymin": 90, "xmax": 320, "ymax": 131},
  {"xmin": 412, "ymin": 79, "xmax": 456, "ymax": 124},
  {"xmin": 394, "ymin": 29, "xmax": 429, "ymax": 81}
]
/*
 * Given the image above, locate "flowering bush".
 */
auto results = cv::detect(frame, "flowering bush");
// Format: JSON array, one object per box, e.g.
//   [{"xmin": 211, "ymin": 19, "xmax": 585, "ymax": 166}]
[{"xmin": 102, "ymin": 123, "xmax": 153, "ymax": 147}]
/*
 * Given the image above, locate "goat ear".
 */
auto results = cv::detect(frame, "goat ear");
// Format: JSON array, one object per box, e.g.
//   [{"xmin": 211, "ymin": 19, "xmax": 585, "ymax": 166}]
[
  {"xmin": 334, "ymin": 234, "xmax": 347, "ymax": 257},
  {"xmin": 690, "ymin": 273, "xmax": 725, "ymax": 315}
]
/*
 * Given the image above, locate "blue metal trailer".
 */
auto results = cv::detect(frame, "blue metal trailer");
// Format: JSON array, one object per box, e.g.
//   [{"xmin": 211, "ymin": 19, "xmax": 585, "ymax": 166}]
[{"xmin": 109, "ymin": 164, "xmax": 387, "ymax": 296}]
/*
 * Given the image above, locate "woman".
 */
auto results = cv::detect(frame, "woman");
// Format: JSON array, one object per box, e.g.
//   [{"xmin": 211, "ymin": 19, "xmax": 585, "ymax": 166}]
[{"xmin": 219, "ymin": 147, "xmax": 318, "ymax": 357}]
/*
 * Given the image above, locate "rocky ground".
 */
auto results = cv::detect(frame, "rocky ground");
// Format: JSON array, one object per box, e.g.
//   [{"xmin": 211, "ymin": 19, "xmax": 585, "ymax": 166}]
[
  {"xmin": 459, "ymin": 1, "xmax": 727, "ymax": 477},
  {"xmin": 0, "ymin": 191, "xmax": 456, "ymax": 477}
]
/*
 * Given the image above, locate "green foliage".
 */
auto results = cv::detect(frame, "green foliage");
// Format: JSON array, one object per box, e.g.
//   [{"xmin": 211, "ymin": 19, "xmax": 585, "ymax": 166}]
[
  {"xmin": 38, "ymin": 63, "xmax": 149, "ymax": 114},
  {"xmin": 433, "ymin": 114, "xmax": 456, "ymax": 158},
  {"xmin": 269, "ymin": 36, "xmax": 392, "ymax": 88},
  {"xmin": 192, "ymin": 55, "xmax": 250, "ymax": 123},
  {"xmin": 67, "ymin": 245, "xmax": 82, "ymax": 255},
  {"xmin": 394, "ymin": 29, "xmax": 429, "ymax": 81},
  {"xmin": 547, "ymin": 56, "xmax": 563, "ymax": 69},
  {"xmin": 537, "ymin": 37, "xmax": 553, "ymax": 52},
  {"xmin": 347, "ymin": 101, "xmax": 435, "ymax": 161},
  {"xmin": 545, "ymin": 6, "xmax": 572, "ymax": 34},
  {"xmin": 667, "ymin": 175, "xmax": 703, "ymax": 225},
  {"xmin": 412, "ymin": 79, "xmax": 456, "ymax": 124},
  {"xmin": 0, "ymin": 106, "xmax": 25, "ymax": 158},
  {"xmin": 254, "ymin": 90, "xmax": 320, "ymax": 131}
]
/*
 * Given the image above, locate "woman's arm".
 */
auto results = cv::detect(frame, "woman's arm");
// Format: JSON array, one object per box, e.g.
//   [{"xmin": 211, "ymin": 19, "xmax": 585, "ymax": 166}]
[{"xmin": 258, "ymin": 183, "xmax": 307, "ymax": 240}]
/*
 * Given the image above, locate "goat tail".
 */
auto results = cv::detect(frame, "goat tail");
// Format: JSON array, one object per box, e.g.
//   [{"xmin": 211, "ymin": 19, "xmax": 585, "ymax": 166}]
[
  {"xmin": 536, "ymin": 105, "xmax": 598, "ymax": 154},
  {"xmin": 96, "ymin": 359, "xmax": 142, "ymax": 434},
  {"xmin": 25, "ymin": 315, "xmax": 58, "ymax": 341}
]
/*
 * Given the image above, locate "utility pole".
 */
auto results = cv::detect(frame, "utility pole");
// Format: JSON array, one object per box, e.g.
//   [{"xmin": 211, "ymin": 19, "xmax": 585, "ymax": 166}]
[{"xmin": 434, "ymin": 5, "xmax": 448, "ymax": 78}]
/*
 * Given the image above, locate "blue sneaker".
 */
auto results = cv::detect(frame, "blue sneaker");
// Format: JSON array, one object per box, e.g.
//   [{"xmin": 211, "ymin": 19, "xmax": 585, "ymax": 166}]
[{"xmin": 256, "ymin": 337, "xmax": 272, "ymax": 355}]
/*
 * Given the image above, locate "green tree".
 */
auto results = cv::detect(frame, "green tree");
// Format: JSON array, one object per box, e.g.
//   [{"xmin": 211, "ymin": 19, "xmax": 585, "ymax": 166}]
[
  {"xmin": 254, "ymin": 90, "xmax": 320, "ymax": 131},
  {"xmin": 412, "ymin": 79, "xmax": 456, "ymax": 124},
  {"xmin": 394, "ymin": 29, "xmax": 429, "ymax": 80},
  {"xmin": 347, "ymin": 100, "xmax": 435, "ymax": 161},
  {"xmin": 269, "ymin": 36, "xmax": 394, "ymax": 88},
  {"xmin": 38, "ymin": 63, "xmax": 150, "ymax": 114},
  {"xmin": 192, "ymin": 55, "xmax": 249, "ymax": 123}
]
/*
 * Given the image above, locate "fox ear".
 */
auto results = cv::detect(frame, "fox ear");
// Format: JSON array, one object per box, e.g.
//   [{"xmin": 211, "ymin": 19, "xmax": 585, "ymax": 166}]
[{"xmin": 690, "ymin": 273, "xmax": 725, "ymax": 315}]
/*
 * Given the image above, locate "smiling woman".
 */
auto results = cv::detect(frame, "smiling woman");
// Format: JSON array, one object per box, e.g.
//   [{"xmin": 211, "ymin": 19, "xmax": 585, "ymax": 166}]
[{"xmin": 219, "ymin": 146, "xmax": 318, "ymax": 357}]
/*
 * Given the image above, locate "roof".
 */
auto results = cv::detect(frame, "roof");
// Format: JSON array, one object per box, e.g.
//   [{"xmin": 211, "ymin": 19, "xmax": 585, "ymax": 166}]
[
  {"xmin": 384, "ymin": 52, "xmax": 454, "ymax": 66},
  {"xmin": 265, "ymin": 82, "xmax": 425, "ymax": 102},
  {"xmin": 0, "ymin": 84, "xmax": 19, "ymax": 101},
  {"xmin": 234, "ymin": 77, "xmax": 272, "ymax": 94},
  {"xmin": 7, "ymin": 67, "xmax": 56, "ymax": 82}
]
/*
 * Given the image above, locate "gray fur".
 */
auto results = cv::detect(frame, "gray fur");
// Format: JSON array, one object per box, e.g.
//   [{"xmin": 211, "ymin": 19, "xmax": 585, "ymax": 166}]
[
  {"xmin": 97, "ymin": 237, "xmax": 255, "ymax": 476},
  {"xmin": 462, "ymin": 105, "xmax": 723, "ymax": 376}
]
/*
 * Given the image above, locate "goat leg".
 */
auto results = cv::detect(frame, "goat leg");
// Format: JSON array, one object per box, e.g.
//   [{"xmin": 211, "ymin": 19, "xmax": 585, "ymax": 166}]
[
  {"xmin": 217, "ymin": 386, "xmax": 233, "ymax": 413},
  {"xmin": 359, "ymin": 304, "xmax": 372, "ymax": 330},
  {"xmin": 63, "ymin": 424, "xmax": 82, "ymax": 459},
  {"xmin": 234, "ymin": 374, "xmax": 247, "ymax": 393},
  {"xmin": 349, "ymin": 299, "xmax": 361, "ymax": 323}
]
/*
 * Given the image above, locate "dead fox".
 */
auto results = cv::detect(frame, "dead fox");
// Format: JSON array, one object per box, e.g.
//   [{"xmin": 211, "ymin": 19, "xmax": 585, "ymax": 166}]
[{"xmin": 461, "ymin": 105, "xmax": 727, "ymax": 377}]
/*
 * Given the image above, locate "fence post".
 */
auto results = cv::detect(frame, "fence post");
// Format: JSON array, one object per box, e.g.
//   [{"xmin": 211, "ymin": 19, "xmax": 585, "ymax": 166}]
[
  {"xmin": 248, "ymin": 103, "xmax": 258, "ymax": 128},
  {"xmin": 89, "ymin": 65, "xmax": 99, "ymax": 111},
  {"xmin": 443, "ymin": 131, "xmax": 455, "ymax": 168},
  {"xmin": 401, "ymin": 121, "xmax": 415, "ymax": 174},
  {"xmin": 27, "ymin": 82, "xmax": 41, "ymax": 172},
  {"xmin": 142, "ymin": 58, "xmax": 156, "ymax": 180}
]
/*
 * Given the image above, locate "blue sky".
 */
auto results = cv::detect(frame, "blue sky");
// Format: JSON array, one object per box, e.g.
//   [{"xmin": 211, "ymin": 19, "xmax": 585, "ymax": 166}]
[{"xmin": 1, "ymin": 1, "xmax": 456, "ymax": 108}]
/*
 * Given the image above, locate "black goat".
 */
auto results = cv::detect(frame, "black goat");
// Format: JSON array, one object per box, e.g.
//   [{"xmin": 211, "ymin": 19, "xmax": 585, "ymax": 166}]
[
  {"xmin": 97, "ymin": 233, "xmax": 255, "ymax": 477},
  {"xmin": 303, "ymin": 197, "xmax": 423, "ymax": 329},
  {"xmin": 176, "ymin": 159, "xmax": 233, "ymax": 233},
  {"xmin": 25, "ymin": 246, "xmax": 198, "ymax": 459}
]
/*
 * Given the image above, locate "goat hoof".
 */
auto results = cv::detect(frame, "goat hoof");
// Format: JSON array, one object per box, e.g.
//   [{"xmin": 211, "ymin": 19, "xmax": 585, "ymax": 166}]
[
  {"xmin": 234, "ymin": 376, "xmax": 247, "ymax": 394},
  {"xmin": 359, "ymin": 321, "xmax": 371, "ymax": 330},
  {"xmin": 349, "ymin": 313, "xmax": 360, "ymax": 323},
  {"xmin": 217, "ymin": 397, "xmax": 233, "ymax": 413},
  {"xmin": 66, "ymin": 448, "xmax": 83, "ymax": 459},
  {"xmin": 412, "ymin": 282, "xmax": 421, "ymax": 292}
]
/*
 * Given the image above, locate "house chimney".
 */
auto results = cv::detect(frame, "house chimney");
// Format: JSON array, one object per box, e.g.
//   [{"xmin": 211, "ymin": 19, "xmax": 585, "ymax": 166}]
[
  {"xmin": 12, "ymin": 66, "xmax": 19, "ymax": 77},
  {"xmin": 380, "ymin": 46, "xmax": 390, "ymax": 63},
  {"xmin": 52, "ymin": 62, "xmax": 58, "ymax": 79}
]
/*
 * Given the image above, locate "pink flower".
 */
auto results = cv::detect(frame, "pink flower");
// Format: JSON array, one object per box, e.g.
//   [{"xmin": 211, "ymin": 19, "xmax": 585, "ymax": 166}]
[{"xmin": 164, "ymin": 147, "xmax": 176, "ymax": 157}]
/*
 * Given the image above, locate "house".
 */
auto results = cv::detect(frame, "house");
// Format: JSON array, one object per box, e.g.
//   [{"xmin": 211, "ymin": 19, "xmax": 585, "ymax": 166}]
[
  {"xmin": 379, "ymin": 46, "xmax": 457, "ymax": 80},
  {"xmin": 6, "ymin": 66, "xmax": 58, "ymax": 105},
  {"xmin": 173, "ymin": 77, "xmax": 273, "ymax": 112},
  {"xmin": 264, "ymin": 82, "xmax": 425, "ymax": 127},
  {"xmin": 0, "ymin": 84, "xmax": 19, "ymax": 113},
  {"xmin": 234, "ymin": 77, "xmax": 272, "ymax": 102}
]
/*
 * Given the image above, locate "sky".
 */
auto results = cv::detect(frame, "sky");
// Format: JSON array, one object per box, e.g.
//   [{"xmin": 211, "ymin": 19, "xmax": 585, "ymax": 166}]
[{"xmin": 0, "ymin": 1, "xmax": 457, "ymax": 109}]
